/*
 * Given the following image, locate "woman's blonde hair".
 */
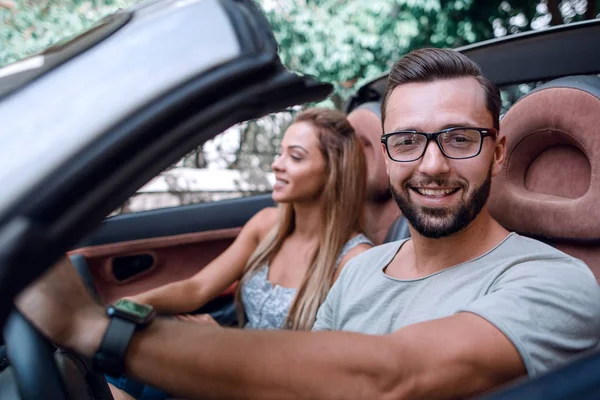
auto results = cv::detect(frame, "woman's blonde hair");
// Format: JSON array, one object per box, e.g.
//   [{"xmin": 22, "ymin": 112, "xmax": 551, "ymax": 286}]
[{"xmin": 235, "ymin": 107, "xmax": 367, "ymax": 330}]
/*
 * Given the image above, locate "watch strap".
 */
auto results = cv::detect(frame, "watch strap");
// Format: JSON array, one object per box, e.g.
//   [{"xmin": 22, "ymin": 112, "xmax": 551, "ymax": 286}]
[{"xmin": 93, "ymin": 316, "xmax": 136, "ymax": 377}]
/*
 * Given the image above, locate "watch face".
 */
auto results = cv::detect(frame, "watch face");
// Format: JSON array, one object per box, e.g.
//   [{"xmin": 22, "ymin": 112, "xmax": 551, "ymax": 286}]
[{"xmin": 111, "ymin": 299, "xmax": 155, "ymax": 325}]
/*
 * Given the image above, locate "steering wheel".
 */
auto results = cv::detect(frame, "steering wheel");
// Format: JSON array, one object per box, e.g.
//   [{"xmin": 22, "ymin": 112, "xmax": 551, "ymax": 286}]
[{"xmin": 3, "ymin": 310, "xmax": 115, "ymax": 400}]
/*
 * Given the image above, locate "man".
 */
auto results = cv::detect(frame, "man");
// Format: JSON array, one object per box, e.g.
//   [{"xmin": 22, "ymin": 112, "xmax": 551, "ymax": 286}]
[
  {"xmin": 348, "ymin": 103, "xmax": 402, "ymax": 245},
  {"xmin": 17, "ymin": 48, "xmax": 600, "ymax": 400}
]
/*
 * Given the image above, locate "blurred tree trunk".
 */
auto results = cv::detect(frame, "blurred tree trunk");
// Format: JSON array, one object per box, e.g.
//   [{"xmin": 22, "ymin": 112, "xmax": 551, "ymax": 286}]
[
  {"xmin": 330, "ymin": 92, "xmax": 344, "ymax": 111},
  {"xmin": 547, "ymin": 0, "xmax": 563, "ymax": 25},
  {"xmin": 193, "ymin": 148, "xmax": 205, "ymax": 168},
  {"xmin": 585, "ymin": 0, "xmax": 598, "ymax": 19}
]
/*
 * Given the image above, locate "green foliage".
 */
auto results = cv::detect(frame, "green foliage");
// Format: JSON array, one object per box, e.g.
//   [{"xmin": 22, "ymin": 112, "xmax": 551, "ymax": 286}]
[
  {"xmin": 1, "ymin": 0, "xmax": 595, "ymax": 106},
  {"xmin": 0, "ymin": 0, "xmax": 139, "ymax": 67},
  {"xmin": 3, "ymin": 0, "xmax": 594, "ymax": 211},
  {"xmin": 260, "ymin": 0, "xmax": 593, "ymax": 107}
]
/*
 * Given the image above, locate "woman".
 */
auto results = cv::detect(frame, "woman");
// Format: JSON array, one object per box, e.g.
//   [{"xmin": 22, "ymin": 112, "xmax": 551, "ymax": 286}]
[
  {"xmin": 126, "ymin": 107, "xmax": 371, "ymax": 331},
  {"xmin": 108, "ymin": 107, "xmax": 371, "ymax": 399}
]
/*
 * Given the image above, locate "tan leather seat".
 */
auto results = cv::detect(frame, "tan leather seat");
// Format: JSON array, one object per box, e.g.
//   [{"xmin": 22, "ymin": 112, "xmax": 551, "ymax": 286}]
[
  {"xmin": 489, "ymin": 75, "xmax": 600, "ymax": 281},
  {"xmin": 349, "ymin": 101, "xmax": 410, "ymax": 243}
]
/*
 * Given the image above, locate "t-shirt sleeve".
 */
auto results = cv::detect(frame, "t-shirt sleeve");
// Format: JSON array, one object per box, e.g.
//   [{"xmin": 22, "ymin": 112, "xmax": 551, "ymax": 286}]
[
  {"xmin": 312, "ymin": 277, "xmax": 341, "ymax": 331},
  {"xmin": 459, "ymin": 257, "xmax": 600, "ymax": 376},
  {"xmin": 312, "ymin": 293, "xmax": 334, "ymax": 331}
]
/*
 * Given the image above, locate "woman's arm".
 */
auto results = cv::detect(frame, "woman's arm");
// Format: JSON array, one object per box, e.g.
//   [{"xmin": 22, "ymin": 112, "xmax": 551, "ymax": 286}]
[{"xmin": 127, "ymin": 208, "xmax": 278, "ymax": 314}]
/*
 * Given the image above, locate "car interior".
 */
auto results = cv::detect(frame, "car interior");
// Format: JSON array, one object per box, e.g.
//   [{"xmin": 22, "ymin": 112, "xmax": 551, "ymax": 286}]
[
  {"xmin": 60, "ymin": 77, "xmax": 600, "ymax": 400},
  {"xmin": 67, "ymin": 180, "xmax": 411, "ymax": 314},
  {"xmin": 0, "ymin": 0, "xmax": 599, "ymax": 398},
  {"xmin": 474, "ymin": 75, "xmax": 600, "ymax": 400},
  {"xmin": 62, "ymin": 73, "xmax": 600, "ymax": 321},
  {"xmin": 489, "ymin": 75, "xmax": 600, "ymax": 283},
  {"xmin": 57, "ymin": 24, "xmax": 600, "ymax": 400}
]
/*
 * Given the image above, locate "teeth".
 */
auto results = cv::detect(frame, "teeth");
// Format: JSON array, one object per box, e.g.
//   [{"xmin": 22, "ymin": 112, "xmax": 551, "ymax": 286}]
[
  {"xmin": 416, "ymin": 188, "xmax": 456, "ymax": 196},
  {"xmin": 276, "ymin": 179, "xmax": 287, "ymax": 184}
]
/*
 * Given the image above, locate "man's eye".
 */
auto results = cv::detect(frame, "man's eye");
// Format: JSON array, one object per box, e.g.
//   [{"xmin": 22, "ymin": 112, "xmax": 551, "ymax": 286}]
[
  {"xmin": 396, "ymin": 137, "xmax": 417, "ymax": 146},
  {"xmin": 443, "ymin": 133, "xmax": 476, "ymax": 144}
]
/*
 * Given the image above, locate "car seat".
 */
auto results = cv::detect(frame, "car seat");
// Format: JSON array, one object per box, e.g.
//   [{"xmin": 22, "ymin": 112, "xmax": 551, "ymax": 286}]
[
  {"xmin": 488, "ymin": 75, "xmax": 600, "ymax": 281},
  {"xmin": 349, "ymin": 101, "xmax": 411, "ymax": 244}
]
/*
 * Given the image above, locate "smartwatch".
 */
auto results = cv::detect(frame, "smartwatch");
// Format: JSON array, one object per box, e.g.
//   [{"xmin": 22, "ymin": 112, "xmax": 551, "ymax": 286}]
[{"xmin": 93, "ymin": 299, "xmax": 155, "ymax": 377}]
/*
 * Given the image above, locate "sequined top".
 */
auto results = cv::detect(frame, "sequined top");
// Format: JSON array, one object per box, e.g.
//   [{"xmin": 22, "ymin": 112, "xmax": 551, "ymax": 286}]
[{"xmin": 241, "ymin": 234, "xmax": 372, "ymax": 330}]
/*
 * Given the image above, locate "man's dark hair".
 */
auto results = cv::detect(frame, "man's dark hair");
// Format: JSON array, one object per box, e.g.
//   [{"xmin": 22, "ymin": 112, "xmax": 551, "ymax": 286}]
[{"xmin": 381, "ymin": 48, "xmax": 501, "ymax": 130}]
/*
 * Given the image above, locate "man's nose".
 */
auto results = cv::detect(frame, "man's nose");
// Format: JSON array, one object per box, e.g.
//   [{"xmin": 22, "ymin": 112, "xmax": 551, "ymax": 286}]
[{"xmin": 417, "ymin": 140, "xmax": 451, "ymax": 176}]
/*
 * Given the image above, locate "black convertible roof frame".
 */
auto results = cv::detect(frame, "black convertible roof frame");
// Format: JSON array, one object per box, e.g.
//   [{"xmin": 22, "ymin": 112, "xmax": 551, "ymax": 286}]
[
  {"xmin": 346, "ymin": 18, "xmax": 600, "ymax": 112},
  {"xmin": 0, "ymin": 0, "xmax": 331, "ymax": 328}
]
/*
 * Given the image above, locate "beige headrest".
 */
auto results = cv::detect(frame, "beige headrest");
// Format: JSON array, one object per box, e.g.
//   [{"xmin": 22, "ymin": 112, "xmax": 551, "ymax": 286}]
[{"xmin": 489, "ymin": 76, "xmax": 600, "ymax": 242}]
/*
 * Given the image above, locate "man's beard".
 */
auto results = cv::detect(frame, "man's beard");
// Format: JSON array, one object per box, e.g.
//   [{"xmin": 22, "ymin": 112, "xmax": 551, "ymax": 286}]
[{"xmin": 390, "ymin": 165, "xmax": 492, "ymax": 239}]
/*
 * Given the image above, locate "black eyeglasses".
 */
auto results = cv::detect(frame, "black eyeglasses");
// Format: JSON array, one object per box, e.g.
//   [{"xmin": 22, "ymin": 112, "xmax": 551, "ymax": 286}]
[{"xmin": 381, "ymin": 127, "xmax": 497, "ymax": 162}]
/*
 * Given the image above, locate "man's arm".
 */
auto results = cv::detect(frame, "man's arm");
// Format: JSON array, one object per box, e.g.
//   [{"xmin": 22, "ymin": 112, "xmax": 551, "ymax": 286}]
[
  {"xmin": 17, "ymin": 259, "xmax": 525, "ymax": 400},
  {"xmin": 120, "ymin": 313, "xmax": 524, "ymax": 400}
]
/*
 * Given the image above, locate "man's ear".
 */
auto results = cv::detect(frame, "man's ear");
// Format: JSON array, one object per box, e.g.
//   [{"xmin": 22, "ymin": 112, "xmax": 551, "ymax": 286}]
[{"xmin": 491, "ymin": 135, "xmax": 506, "ymax": 177}]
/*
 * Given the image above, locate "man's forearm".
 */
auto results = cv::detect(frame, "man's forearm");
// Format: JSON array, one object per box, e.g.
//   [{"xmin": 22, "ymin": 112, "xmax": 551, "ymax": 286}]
[
  {"xmin": 120, "ymin": 319, "xmax": 408, "ymax": 400},
  {"xmin": 19, "ymin": 256, "xmax": 525, "ymax": 400},
  {"xmin": 111, "ymin": 314, "xmax": 525, "ymax": 400}
]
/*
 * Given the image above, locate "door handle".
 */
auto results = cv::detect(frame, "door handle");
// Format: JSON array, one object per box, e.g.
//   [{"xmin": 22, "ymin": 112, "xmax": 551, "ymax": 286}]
[{"xmin": 111, "ymin": 253, "xmax": 155, "ymax": 282}]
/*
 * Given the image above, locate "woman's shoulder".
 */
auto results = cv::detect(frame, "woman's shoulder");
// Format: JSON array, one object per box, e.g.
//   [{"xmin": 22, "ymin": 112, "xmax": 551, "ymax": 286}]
[
  {"xmin": 334, "ymin": 232, "xmax": 372, "ymax": 279},
  {"xmin": 343, "ymin": 232, "xmax": 373, "ymax": 251},
  {"xmin": 337, "ymin": 232, "xmax": 373, "ymax": 263},
  {"xmin": 254, "ymin": 207, "xmax": 279, "ymax": 220},
  {"xmin": 245, "ymin": 207, "xmax": 279, "ymax": 239},
  {"xmin": 253, "ymin": 206, "xmax": 279, "ymax": 223}
]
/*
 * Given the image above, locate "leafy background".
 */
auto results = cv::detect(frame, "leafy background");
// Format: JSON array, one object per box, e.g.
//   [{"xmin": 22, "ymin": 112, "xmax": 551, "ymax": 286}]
[
  {"xmin": 1, "ymin": 0, "xmax": 598, "ymax": 212},
  {"xmin": 2, "ymin": 0, "xmax": 597, "ymax": 104}
]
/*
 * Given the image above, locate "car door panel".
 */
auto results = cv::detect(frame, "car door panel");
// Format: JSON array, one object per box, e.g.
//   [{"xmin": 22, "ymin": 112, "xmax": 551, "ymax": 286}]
[
  {"xmin": 70, "ymin": 227, "xmax": 239, "ymax": 304},
  {"xmin": 70, "ymin": 194, "xmax": 274, "ymax": 305}
]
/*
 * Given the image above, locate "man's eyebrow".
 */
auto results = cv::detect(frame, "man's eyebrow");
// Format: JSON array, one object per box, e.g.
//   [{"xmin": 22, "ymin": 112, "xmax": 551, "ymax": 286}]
[
  {"xmin": 387, "ymin": 126, "xmax": 420, "ymax": 133},
  {"xmin": 438, "ymin": 122, "xmax": 481, "ymax": 130},
  {"xmin": 388, "ymin": 121, "xmax": 482, "ymax": 133}
]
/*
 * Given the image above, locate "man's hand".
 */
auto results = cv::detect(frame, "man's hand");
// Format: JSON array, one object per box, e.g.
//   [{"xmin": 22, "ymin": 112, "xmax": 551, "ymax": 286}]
[{"xmin": 15, "ymin": 257, "xmax": 108, "ymax": 358}]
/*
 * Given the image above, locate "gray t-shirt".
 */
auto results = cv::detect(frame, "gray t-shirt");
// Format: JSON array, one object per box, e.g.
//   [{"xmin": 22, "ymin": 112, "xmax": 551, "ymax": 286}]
[{"xmin": 313, "ymin": 232, "xmax": 600, "ymax": 376}]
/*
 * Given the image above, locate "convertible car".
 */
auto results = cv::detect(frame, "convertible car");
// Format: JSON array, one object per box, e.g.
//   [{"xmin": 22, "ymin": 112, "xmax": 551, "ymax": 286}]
[{"xmin": 0, "ymin": 0, "xmax": 599, "ymax": 398}]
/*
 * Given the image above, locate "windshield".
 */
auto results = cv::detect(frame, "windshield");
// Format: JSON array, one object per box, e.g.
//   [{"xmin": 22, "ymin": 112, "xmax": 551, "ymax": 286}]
[
  {"xmin": 0, "ymin": 11, "xmax": 131, "ymax": 99},
  {"xmin": 0, "ymin": 0, "xmax": 240, "ymax": 219}
]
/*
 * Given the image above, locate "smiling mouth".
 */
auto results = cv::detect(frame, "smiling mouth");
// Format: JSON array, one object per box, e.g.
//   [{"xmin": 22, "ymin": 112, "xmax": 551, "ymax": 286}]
[{"xmin": 411, "ymin": 187, "xmax": 460, "ymax": 198}]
